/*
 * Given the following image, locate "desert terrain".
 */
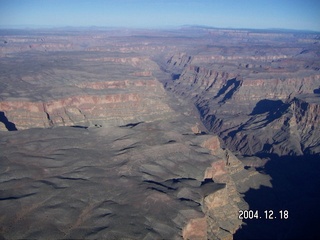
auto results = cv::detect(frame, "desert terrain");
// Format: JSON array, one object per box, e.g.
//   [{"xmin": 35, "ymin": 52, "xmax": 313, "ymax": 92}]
[{"xmin": 0, "ymin": 27, "xmax": 319, "ymax": 239}]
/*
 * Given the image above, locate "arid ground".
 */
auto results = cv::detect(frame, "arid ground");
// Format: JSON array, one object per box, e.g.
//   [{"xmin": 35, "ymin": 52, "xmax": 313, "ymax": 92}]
[{"xmin": 1, "ymin": 27, "xmax": 320, "ymax": 239}]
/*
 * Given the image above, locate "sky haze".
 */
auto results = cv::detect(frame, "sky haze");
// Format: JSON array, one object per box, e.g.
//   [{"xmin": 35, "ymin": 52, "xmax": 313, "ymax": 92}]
[{"xmin": 0, "ymin": 0, "xmax": 319, "ymax": 31}]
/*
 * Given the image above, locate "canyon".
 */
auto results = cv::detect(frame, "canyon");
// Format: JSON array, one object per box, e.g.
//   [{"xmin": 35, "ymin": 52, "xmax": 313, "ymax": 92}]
[{"xmin": 0, "ymin": 27, "xmax": 319, "ymax": 239}]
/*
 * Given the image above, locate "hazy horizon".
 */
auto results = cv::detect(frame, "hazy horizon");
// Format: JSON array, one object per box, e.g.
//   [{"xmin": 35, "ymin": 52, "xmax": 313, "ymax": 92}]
[{"xmin": 0, "ymin": 0, "xmax": 320, "ymax": 32}]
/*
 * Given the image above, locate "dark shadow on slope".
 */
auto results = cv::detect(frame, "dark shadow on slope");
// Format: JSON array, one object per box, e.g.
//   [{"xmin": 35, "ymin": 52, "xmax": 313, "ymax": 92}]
[
  {"xmin": 314, "ymin": 88, "xmax": 320, "ymax": 94},
  {"xmin": 119, "ymin": 122, "xmax": 144, "ymax": 128},
  {"xmin": 200, "ymin": 181, "xmax": 226, "ymax": 198},
  {"xmin": 201, "ymin": 178, "xmax": 215, "ymax": 186},
  {"xmin": 213, "ymin": 78, "xmax": 241, "ymax": 103},
  {"xmin": 234, "ymin": 153, "xmax": 320, "ymax": 240},
  {"xmin": 227, "ymin": 100, "xmax": 290, "ymax": 138},
  {"xmin": 0, "ymin": 111, "xmax": 17, "ymax": 131},
  {"xmin": 171, "ymin": 73, "xmax": 181, "ymax": 80},
  {"xmin": 71, "ymin": 125, "xmax": 88, "ymax": 129},
  {"xmin": 250, "ymin": 99, "xmax": 284, "ymax": 115},
  {"xmin": 219, "ymin": 79, "xmax": 242, "ymax": 103}
]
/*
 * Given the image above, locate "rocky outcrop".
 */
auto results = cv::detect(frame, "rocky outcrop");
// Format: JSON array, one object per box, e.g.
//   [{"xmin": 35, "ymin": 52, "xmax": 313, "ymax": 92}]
[
  {"xmin": 202, "ymin": 155, "xmax": 243, "ymax": 240},
  {"xmin": 292, "ymin": 94, "xmax": 320, "ymax": 155},
  {"xmin": 183, "ymin": 134, "xmax": 270, "ymax": 240},
  {"xmin": 204, "ymin": 94, "xmax": 320, "ymax": 156},
  {"xmin": 183, "ymin": 217, "xmax": 207, "ymax": 240},
  {"xmin": 201, "ymin": 136, "xmax": 221, "ymax": 154}
]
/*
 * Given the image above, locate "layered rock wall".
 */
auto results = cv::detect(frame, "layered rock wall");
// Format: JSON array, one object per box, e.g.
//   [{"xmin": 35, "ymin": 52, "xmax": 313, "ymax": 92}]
[
  {"xmin": 161, "ymin": 36, "xmax": 320, "ymax": 156},
  {"xmin": 0, "ymin": 80, "xmax": 174, "ymax": 130},
  {"xmin": 183, "ymin": 135, "xmax": 268, "ymax": 240},
  {"xmin": 292, "ymin": 95, "xmax": 320, "ymax": 154}
]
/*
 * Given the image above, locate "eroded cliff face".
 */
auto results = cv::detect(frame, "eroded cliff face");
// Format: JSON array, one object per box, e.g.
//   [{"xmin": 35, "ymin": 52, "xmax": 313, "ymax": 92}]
[
  {"xmin": 0, "ymin": 36, "xmax": 178, "ymax": 130},
  {"xmin": 157, "ymin": 28, "xmax": 320, "ymax": 240},
  {"xmin": 291, "ymin": 94, "xmax": 320, "ymax": 155},
  {"xmin": 183, "ymin": 135, "xmax": 271, "ymax": 240},
  {"xmin": 0, "ymin": 80, "xmax": 174, "ymax": 130},
  {"xmin": 161, "ymin": 36, "xmax": 320, "ymax": 157}
]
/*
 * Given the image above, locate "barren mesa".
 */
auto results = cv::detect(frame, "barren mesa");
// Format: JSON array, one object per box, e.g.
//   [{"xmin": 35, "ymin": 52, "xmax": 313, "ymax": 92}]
[{"xmin": 0, "ymin": 27, "xmax": 320, "ymax": 239}]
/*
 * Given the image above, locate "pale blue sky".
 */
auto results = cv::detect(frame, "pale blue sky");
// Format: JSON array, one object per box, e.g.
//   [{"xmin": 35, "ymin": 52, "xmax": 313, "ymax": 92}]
[{"xmin": 0, "ymin": 0, "xmax": 319, "ymax": 31}]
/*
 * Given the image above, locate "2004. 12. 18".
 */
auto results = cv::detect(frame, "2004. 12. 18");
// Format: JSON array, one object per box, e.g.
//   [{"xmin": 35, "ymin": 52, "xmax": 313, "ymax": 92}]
[{"xmin": 238, "ymin": 210, "xmax": 289, "ymax": 220}]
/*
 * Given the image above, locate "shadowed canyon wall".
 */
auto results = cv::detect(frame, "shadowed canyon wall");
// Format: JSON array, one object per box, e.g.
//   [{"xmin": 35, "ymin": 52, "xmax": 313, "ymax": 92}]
[{"xmin": 160, "ymin": 33, "xmax": 320, "ymax": 157}]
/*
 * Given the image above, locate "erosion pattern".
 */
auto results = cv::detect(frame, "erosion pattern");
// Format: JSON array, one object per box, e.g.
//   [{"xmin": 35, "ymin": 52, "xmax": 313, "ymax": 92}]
[
  {"xmin": 1, "ymin": 114, "xmax": 274, "ymax": 239},
  {"xmin": 159, "ymin": 30, "xmax": 320, "ymax": 157},
  {"xmin": 155, "ymin": 28, "xmax": 320, "ymax": 239},
  {"xmin": 0, "ymin": 27, "xmax": 319, "ymax": 239}
]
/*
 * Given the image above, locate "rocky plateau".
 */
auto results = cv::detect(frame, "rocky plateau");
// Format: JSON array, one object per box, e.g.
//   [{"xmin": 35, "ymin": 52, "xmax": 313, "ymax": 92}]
[{"xmin": 0, "ymin": 27, "xmax": 320, "ymax": 239}]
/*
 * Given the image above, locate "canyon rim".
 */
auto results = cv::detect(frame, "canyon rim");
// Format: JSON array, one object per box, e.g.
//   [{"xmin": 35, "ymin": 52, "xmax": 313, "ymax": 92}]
[{"xmin": 0, "ymin": 27, "xmax": 320, "ymax": 239}]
